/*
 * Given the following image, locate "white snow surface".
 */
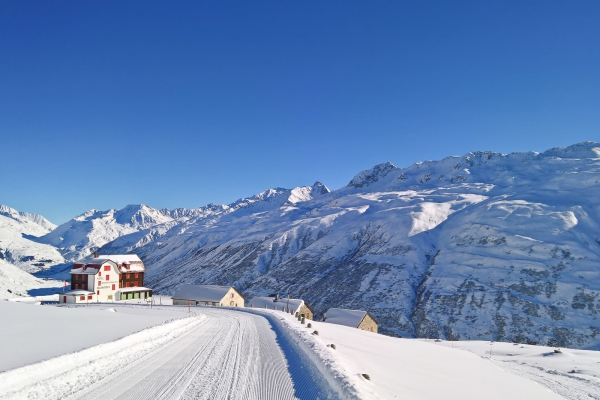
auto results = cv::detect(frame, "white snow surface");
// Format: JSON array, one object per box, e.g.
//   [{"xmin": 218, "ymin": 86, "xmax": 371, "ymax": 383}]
[
  {"xmin": 4, "ymin": 303, "xmax": 600, "ymax": 399},
  {"xmin": 0, "ymin": 301, "xmax": 189, "ymax": 372},
  {"xmin": 248, "ymin": 308, "xmax": 565, "ymax": 399}
]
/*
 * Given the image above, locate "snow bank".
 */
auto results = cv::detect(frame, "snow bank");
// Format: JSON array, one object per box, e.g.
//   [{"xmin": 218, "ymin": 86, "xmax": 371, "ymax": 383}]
[
  {"xmin": 0, "ymin": 302, "xmax": 191, "ymax": 371},
  {"xmin": 0, "ymin": 314, "xmax": 204, "ymax": 399}
]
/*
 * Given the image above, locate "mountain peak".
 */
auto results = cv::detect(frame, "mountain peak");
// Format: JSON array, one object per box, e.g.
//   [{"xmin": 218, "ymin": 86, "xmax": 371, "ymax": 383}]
[{"xmin": 348, "ymin": 162, "xmax": 397, "ymax": 188}]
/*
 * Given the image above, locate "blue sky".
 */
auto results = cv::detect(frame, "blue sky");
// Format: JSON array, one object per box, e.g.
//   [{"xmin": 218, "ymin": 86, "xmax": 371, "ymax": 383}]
[{"xmin": 1, "ymin": 1, "xmax": 599, "ymax": 224}]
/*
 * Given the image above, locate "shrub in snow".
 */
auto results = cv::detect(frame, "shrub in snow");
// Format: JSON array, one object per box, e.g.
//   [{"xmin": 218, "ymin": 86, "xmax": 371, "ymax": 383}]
[
  {"xmin": 307, "ymin": 323, "xmax": 312, "ymax": 328},
  {"xmin": 362, "ymin": 373, "xmax": 370, "ymax": 381},
  {"xmin": 301, "ymin": 317, "xmax": 305, "ymax": 324},
  {"xmin": 312, "ymin": 330, "xmax": 319, "ymax": 335},
  {"xmin": 330, "ymin": 344, "xmax": 336, "ymax": 350}
]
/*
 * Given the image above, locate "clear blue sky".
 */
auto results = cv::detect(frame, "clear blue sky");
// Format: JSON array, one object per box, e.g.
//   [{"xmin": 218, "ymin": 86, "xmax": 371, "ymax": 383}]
[{"xmin": 1, "ymin": 1, "xmax": 599, "ymax": 224}]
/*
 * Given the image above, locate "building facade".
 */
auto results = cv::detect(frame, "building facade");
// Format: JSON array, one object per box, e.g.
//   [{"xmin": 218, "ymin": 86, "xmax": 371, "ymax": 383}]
[{"xmin": 59, "ymin": 253, "xmax": 152, "ymax": 304}]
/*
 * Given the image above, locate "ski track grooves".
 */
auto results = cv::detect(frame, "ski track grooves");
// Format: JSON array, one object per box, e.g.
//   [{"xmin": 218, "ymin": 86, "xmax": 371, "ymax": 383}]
[{"xmin": 1, "ymin": 308, "xmax": 339, "ymax": 400}]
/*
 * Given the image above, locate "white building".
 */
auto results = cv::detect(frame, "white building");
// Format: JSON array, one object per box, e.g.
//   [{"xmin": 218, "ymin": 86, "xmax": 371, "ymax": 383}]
[
  {"xmin": 59, "ymin": 253, "xmax": 152, "ymax": 304},
  {"xmin": 248, "ymin": 295, "xmax": 314, "ymax": 319},
  {"xmin": 171, "ymin": 284, "xmax": 245, "ymax": 307}
]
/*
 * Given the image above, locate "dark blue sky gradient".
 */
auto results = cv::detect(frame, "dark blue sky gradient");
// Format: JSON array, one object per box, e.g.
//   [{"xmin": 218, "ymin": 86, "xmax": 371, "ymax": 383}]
[{"xmin": 1, "ymin": 1, "xmax": 599, "ymax": 223}]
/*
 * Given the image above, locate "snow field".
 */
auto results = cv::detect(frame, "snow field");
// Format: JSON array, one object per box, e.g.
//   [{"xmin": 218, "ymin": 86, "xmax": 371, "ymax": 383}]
[
  {"xmin": 0, "ymin": 305, "xmax": 342, "ymax": 399},
  {"xmin": 249, "ymin": 309, "xmax": 563, "ymax": 399},
  {"xmin": 0, "ymin": 301, "xmax": 192, "ymax": 371},
  {"xmin": 428, "ymin": 339, "xmax": 600, "ymax": 399},
  {"xmin": 0, "ymin": 313, "xmax": 204, "ymax": 399}
]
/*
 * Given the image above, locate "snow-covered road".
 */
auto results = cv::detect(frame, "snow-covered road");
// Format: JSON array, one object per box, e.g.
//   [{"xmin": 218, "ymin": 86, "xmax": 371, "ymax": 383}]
[{"xmin": 0, "ymin": 307, "xmax": 336, "ymax": 400}]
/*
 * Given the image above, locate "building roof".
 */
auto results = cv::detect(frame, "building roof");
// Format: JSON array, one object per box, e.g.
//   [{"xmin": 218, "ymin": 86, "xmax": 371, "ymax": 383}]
[
  {"xmin": 248, "ymin": 296, "xmax": 310, "ymax": 313},
  {"xmin": 325, "ymin": 308, "xmax": 372, "ymax": 328},
  {"xmin": 71, "ymin": 254, "xmax": 145, "ymax": 273},
  {"xmin": 172, "ymin": 284, "xmax": 239, "ymax": 302}
]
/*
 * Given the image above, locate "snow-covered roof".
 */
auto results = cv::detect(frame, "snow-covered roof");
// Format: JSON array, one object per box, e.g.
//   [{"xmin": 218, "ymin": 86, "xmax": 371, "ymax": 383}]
[
  {"xmin": 248, "ymin": 296, "xmax": 309, "ymax": 313},
  {"xmin": 172, "ymin": 284, "xmax": 239, "ymax": 302},
  {"xmin": 71, "ymin": 254, "xmax": 145, "ymax": 273},
  {"xmin": 325, "ymin": 308, "xmax": 369, "ymax": 328},
  {"xmin": 118, "ymin": 287, "xmax": 152, "ymax": 293}
]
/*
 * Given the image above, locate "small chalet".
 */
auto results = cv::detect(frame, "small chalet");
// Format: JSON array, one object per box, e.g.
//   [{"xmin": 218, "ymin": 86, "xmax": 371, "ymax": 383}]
[
  {"xmin": 249, "ymin": 295, "xmax": 314, "ymax": 320},
  {"xmin": 324, "ymin": 308, "xmax": 378, "ymax": 333},
  {"xmin": 59, "ymin": 252, "xmax": 152, "ymax": 304},
  {"xmin": 171, "ymin": 284, "xmax": 245, "ymax": 307}
]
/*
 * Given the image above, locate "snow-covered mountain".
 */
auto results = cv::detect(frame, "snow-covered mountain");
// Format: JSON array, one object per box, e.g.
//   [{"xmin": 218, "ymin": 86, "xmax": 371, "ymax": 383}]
[
  {"xmin": 97, "ymin": 141, "xmax": 600, "ymax": 349},
  {"xmin": 0, "ymin": 205, "xmax": 65, "ymax": 273},
  {"xmin": 4, "ymin": 142, "xmax": 600, "ymax": 349},
  {"xmin": 36, "ymin": 204, "xmax": 222, "ymax": 262}
]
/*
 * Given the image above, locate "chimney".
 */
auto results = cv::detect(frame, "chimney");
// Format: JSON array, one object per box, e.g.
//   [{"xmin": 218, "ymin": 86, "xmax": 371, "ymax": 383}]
[
  {"xmin": 323, "ymin": 311, "xmax": 326, "ymax": 321},
  {"xmin": 93, "ymin": 250, "xmax": 98, "ymax": 258}
]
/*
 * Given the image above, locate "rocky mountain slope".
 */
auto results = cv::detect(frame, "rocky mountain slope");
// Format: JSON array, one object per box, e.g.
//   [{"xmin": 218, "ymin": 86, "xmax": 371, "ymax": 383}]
[{"xmin": 98, "ymin": 141, "xmax": 600, "ymax": 349}]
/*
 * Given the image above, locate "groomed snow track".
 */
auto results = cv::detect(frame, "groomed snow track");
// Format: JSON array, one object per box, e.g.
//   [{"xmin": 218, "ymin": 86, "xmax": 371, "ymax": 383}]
[{"xmin": 0, "ymin": 308, "xmax": 342, "ymax": 400}]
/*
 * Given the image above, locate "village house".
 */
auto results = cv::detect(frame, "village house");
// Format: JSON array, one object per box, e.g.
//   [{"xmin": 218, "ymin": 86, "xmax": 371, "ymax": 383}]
[
  {"xmin": 324, "ymin": 308, "xmax": 378, "ymax": 333},
  {"xmin": 59, "ymin": 252, "xmax": 152, "ymax": 304},
  {"xmin": 248, "ymin": 295, "xmax": 314, "ymax": 320},
  {"xmin": 171, "ymin": 284, "xmax": 245, "ymax": 307}
]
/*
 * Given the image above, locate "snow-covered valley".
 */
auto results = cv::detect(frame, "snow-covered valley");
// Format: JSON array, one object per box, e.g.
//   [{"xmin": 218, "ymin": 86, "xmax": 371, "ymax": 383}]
[{"xmin": 3, "ymin": 141, "xmax": 600, "ymax": 350}]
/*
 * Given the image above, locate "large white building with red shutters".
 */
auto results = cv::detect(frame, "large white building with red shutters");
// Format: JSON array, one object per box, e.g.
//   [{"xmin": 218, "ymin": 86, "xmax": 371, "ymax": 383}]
[{"xmin": 59, "ymin": 253, "xmax": 153, "ymax": 304}]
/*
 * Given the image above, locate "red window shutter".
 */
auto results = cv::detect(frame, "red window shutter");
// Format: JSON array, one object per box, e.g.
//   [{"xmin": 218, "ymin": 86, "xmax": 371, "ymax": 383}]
[
  {"xmin": 88, "ymin": 295, "xmax": 92, "ymax": 300},
  {"xmin": 80, "ymin": 296, "xmax": 84, "ymax": 301},
  {"xmin": 135, "ymin": 273, "xmax": 139, "ymax": 278},
  {"xmin": 106, "ymin": 275, "xmax": 109, "ymax": 281},
  {"xmin": 112, "ymin": 284, "xmax": 115, "ymax": 290},
  {"xmin": 126, "ymin": 282, "xmax": 130, "ymax": 287},
  {"xmin": 134, "ymin": 281, "xmax": 139, "ymax": 287},
  {"xmin": 97, "ymin": 290, "xmax": 99, "ymax": 295},
  {"xmin": 104, "ymin": 265, "xmax": 110, "ymax": 271}
]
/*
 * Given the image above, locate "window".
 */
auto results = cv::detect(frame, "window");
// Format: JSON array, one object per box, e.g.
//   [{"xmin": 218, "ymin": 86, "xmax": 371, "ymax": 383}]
[
  {"xmin": 104, "ymin": 265, "xmax": 110, "ymax": 271},
  {"xmin": 134, "ymin": 281, "xmax": 139, "ymax": 287},
  {"xmin": 230, "ymin": 301, "xmax": 234, "ymax": 306},
  {"xmin": 134, "ymin": 273, "xmax": 139, "ymax": 278},
  {"xmin": 87, "ymin": 295, "xmax": 92, "ymax": 300},
  {"xmin": 126, "ymin": 282, "xmax": 130, "ymax": 287},
  {"xmin": 105, "ymin": 275, "xmax": 110, "ymax": 281},
  {"xmin": 126, "ymin": 273, "xmax": 130, "ymax": 279},
  {"xmin": 119, "ymin": 282, "xmax": 122, "ymax": 288},
  {"xmin": 80, "ymin": 296, "xmax": 85, "ymax": 301},
  {"xmin": 231, "ymin": 293, "xmax": 234, "ymax": 298},
  {"xmin": 97, "ymin": 290, "xmax": 99, "ymax": 295},
  {"xmin": 112, "ymin": 284, "xmax": 115, "ymax": 290},
  {"xmin": 63, "ymin": 296, "xmax": 66, "ymax": 302},
  {"xmin": 97, "ymin": 280, "xmax": 101, "ymax": 286}
]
